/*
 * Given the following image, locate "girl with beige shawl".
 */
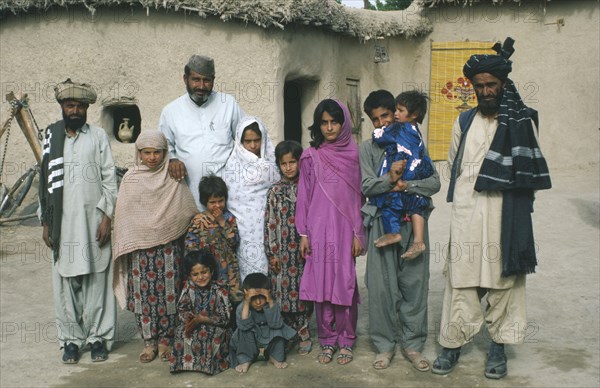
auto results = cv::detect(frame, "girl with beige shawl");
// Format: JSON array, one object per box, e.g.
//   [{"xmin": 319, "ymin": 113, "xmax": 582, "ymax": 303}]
[{"xmin": 112, "ymin": 130, "xmax": 198, "ymax": 363}]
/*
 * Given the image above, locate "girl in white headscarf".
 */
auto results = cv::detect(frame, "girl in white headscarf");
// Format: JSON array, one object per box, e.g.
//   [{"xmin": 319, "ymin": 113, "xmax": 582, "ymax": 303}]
[{"xmin": 224, "ymin": 117, "xmax": 280, "ymax": 280}]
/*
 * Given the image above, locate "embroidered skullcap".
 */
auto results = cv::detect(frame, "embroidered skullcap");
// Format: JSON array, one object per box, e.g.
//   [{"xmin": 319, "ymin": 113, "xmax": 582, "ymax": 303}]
[
  {"xmin": 463, "ymin": 37, "xmax": 515, "ymax": 81},
  {"xmin": 54, "ymin": 78, "xmax": 97, "ymax": 104},
  {"xmin": 186, "ymin": 55, "xmax": 215, "ymax": 77}
]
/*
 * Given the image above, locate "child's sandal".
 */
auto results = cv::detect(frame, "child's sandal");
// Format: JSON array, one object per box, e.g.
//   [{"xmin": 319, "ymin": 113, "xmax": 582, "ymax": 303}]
[
  {"xmin": 158, "ymin": 343, "xmax": 171, "ymax": 362},
  {"xmin": 318, "ymin": 345, "xmax": 337, "ymax": 364},
  {"xmin": 298, "ymin": 340, "xmax": 313, "ymax": 356},
  {"xmin": 337, "ymin": 346, "xmax": 353, "ymax": 365}
]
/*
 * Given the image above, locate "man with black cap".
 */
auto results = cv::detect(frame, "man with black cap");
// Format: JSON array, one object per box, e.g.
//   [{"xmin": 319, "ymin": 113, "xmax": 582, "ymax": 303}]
[
  {"xmin": 432, "ymin": 38, "xmax": 551, "ymax": 379},
  {"xmin": 39, "ymin": 79, "xmax": 118, "ymax": 364},
  {"xmin": 159, "ymin": 55, "xmax": 245, "ymax": 209}
]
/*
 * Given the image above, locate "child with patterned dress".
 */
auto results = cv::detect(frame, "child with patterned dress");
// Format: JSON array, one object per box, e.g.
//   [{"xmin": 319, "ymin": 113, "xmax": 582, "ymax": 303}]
[
  {"xmin": 371, "ymin": 90, "xmax": 434, "ymax": 260},
  {"xmin": 264, "ymin": 140, "xmax": 314, "ymax": 355},
  {"xmin": 170, "ymin": 250, "xmax": 233, "ymax": 375},
  {"xmin": 185, "ymin": 175, "xmax": 242, "ymax": 303},
  {"xmin": 229, "ymin": 273, "xmax": 297, "ymax": 373}
]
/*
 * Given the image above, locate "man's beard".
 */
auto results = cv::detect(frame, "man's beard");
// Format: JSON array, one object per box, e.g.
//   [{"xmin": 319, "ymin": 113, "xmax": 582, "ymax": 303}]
[
  {"xmin": 62, "ymin": 111, "xmax": 86, "ymax": 130},
  {"xmin": 477, "ymin": 91, "xmax": 503, "ymax": 117},
  {"xmin": 186, "ymin": 83, "xmax": 210, "ymax": 106}
]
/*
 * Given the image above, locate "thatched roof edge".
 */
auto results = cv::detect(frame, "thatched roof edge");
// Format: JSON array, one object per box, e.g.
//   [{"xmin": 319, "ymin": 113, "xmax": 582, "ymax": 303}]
[
  {"xmin": 0, "ymin": 0, "xmax": 433, "ymax": 41},
  {"xmin": 420, "ymin": 0, "xmax": 551, "ymax": 6}
]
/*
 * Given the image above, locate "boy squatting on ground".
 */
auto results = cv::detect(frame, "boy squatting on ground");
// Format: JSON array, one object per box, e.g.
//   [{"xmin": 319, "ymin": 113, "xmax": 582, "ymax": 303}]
[
  {"xmin": 370, "ymin": 90, "xmax": 435, "ymax": 260},
  {"xmin": 229, "ymin": 273, "xmax": 296, "ymax": 373}
]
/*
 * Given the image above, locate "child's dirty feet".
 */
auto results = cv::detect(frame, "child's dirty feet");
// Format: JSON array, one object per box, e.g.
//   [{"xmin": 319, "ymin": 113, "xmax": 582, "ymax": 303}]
[
  {"xmin": 270, "ymin": 357, "xmax": 288, "ymax": 369},
  {"xmin": 374, "ymin": 233, "xmax": 402, "ymax": 248},
  {"xmin": 235, "ymin": 362, "xmax": 251, "ymax": 373},
  {"xmin": 400, "ymin": 241, "xmax": 426, "ymax": 260}
]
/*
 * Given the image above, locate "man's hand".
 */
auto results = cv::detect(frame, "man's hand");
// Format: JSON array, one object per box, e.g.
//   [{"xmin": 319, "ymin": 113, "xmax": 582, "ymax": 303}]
[
  {"xmin": 167, "ymin": 159, "xmax": 187, "ymax": 181},
  {"xmin": 388, "ymin": 160, "xmax": 407, "ymax": 184},
  {"xmin": 96, "ymin": 214, "xmax": 111, "ymax": 247},
  {"xmin": 42, "ymin": 224, "xmax": 52, "ymax": 248}
]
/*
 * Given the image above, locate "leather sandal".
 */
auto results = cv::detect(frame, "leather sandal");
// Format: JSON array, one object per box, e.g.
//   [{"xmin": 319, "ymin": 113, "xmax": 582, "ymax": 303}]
[
  {"xmin": 62, "ymin": 343, "xmax": 79, "ymax": 364},
  {"xmin": 485, "ymin": 342, "xmax": 507, "ymax": 379},
  {"xmin": 432, "ymin": 347, "xmax": 461, "ymax": 375},
  {"xmin": 90, "ymin": 341, "xmax": 108, "ymax": 362},
  {"xmin": 158, "ymin": 343, "xmax": 171, "ymax": 362},
  {"xmin": 139, "ymin": 344, "xmax": 157, "ymax": 363},
  {"xmin": 401, "ymin": 349, "xmax": 430, "ymax": 372},
  {"xmin": 373, "ymin": 351, "xmax": 394, "ymax": 370}
]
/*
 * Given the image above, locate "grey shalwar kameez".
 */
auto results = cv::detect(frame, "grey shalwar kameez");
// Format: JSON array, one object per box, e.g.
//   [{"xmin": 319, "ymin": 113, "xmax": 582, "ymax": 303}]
[{"xmin": 359, "ymin": 139, "xmax": 441, "ymax": 354}]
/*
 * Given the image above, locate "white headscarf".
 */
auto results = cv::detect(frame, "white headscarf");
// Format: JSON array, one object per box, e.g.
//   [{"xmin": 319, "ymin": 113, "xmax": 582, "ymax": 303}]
[{"xmin": 224, "ymin": 116, "xmax": 280, "ymax": 280}]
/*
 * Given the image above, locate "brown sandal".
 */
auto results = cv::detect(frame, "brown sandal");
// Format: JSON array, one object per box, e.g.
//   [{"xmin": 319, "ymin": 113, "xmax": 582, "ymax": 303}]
[
  {"xmin": 158, "ymin": 344, "xmax": 171, "ymax": 362},
  {"xmin": 401, "ymin": 349, "xmax": 430, "ymax": 372},
  {"xmin": 139, "ymin": 344, "xmax": 157, "ymax": 363}
]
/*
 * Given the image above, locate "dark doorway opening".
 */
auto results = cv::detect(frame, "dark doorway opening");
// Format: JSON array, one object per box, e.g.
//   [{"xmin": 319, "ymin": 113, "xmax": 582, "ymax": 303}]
[{"xmin": 284, "ymin": 81, "xmax": 302, "ymax": 144}]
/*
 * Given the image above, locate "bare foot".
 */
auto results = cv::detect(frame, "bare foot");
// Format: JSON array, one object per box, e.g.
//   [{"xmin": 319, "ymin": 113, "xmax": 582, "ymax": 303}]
[
  {"xmin": 400, "ymin": 241, "xmax": 426, "ymax": 260},
  {"xmin": 374, "ymin": 233, "xmax": 402, "ymax": 248},
  {"xmin": 270, "ymin": 356, "xmax": 288, "ymax": 369},
  {"xmin": 235, "ymin": 362, "xmax": 251, "ymax": 373}
]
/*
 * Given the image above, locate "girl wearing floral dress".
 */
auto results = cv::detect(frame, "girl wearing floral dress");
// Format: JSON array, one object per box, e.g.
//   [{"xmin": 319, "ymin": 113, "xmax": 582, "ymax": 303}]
[
  {"xmin": 264, "ymin": 140, "xmax": 313, "ymax": 355},
  {"xmin": 170, "ymin": 250, "xmax": 233, "ymax": 375}
]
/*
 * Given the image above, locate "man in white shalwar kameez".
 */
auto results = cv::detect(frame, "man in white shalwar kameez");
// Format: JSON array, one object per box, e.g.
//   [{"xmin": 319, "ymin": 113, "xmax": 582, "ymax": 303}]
[
  {"xmin": 159, "ymin": 55, "xmax": 245, "ymax": 210},
  {"xmin": 39, "ymin": 79, "xmax": 118, "ymax": 364},
  {"xmin": 432, "ymin": 38, "xmax": 551, "ymax": 379}
]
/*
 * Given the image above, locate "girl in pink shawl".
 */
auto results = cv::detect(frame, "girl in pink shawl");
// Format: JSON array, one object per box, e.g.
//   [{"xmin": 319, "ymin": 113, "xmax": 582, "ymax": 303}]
[{"xmin": 296, "ymin": 99, "xmax": 365, "ymax": 365}]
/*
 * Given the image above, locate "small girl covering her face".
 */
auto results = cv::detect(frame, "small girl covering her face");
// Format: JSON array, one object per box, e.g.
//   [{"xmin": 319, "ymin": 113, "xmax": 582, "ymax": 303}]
[
  {"xmin": 264, "ymin": 140, "xmax": 313, "ymax": 355},
  {"xmin": 229, "ymin": 272, "xmax": 297, "ymax": 373},
  {"xmin": 170, "ymin": 250, "xmax": 233, "ymax": 375}
]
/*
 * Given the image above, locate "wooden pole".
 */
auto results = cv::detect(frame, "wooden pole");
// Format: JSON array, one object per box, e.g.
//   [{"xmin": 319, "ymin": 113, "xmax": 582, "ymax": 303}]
[
  {"xmin": 11, "ymin": 94, "xmax": 43, "ymax": 164},
  {"xmin": 1, "ymin": 92, "xmax": 21, "ymax": 139}
]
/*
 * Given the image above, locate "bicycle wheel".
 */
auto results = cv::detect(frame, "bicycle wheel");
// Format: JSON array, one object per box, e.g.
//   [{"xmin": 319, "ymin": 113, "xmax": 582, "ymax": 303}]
[{"xmin": 0, "ymin": 165, "xmax": 38, "ymax": 218}]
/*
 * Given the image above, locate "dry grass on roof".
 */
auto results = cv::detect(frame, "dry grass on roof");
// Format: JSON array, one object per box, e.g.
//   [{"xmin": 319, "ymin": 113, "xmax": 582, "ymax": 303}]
[
  {"xmin": 420, "ymin": 0, "xmax": 552, "ymax": 6},
  {"xmin": 0, "ymin": 0, "xmax": 432, "ymax": 41}
]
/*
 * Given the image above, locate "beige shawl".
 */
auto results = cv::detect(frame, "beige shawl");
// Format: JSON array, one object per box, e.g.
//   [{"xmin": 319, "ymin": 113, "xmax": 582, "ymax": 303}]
[{"xmin": 112, "ymin": 130, "xmax": 198, "ymax": 308}]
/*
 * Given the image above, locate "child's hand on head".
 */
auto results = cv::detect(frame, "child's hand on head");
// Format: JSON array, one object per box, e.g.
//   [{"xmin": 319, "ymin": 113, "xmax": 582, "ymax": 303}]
[
  {"xmin": 258, "ymin": 288, "xmax": 273, "ymax": 304},
  {"xmin": 243, "ymin": 288, "xmax": 258, "ymax": 302}
]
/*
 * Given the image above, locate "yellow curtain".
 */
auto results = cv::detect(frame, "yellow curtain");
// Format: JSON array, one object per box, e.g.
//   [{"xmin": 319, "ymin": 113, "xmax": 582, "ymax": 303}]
[{"xmin": 427, "ymin": 41, "xmax": 495, "ymax": 161}]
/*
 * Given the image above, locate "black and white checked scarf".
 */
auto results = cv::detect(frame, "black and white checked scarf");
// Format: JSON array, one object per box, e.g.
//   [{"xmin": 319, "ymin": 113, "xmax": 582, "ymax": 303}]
[
  {"xmin": 39, "ymin": 121, "xmax": 66, "ymax": 260},
  {"xmin": 474, "ymin": 79, "xmax": 552, "ymax": 276}
]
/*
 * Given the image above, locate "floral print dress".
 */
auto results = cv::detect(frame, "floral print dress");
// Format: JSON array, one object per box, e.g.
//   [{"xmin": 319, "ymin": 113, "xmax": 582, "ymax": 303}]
[
  {"xmin": 264, "ymin": 180, "xmax": 313, "ymax": 336},
  {"xmin": 185, "ymin": 210, "xmax": 241, "ymax": 302},
  {"xmin": 170, "ymin": 281, "xmax": 233, "ymax": 375}
]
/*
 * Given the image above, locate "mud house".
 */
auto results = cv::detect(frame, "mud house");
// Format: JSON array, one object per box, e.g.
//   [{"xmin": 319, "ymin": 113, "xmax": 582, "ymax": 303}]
[{"xmin": 0, "ymin": 0, "xmax": 597, "ymax": 188}]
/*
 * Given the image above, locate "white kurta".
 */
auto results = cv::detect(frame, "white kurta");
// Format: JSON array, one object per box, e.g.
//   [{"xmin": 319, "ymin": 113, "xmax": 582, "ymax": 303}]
[
  {"xmin": 58, "ymin": 124, "xmax": 117, "ymax": 277},
  {"xmin": 159, "ymin": 92, "xmax": 245, "ymax": 210},
  {"xmin": 446, "ymin": 112, "xmax": 515, "ymax": 290}
]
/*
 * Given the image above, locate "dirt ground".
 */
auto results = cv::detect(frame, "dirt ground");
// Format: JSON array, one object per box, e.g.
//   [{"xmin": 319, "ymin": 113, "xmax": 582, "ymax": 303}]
[{"xmin": 1, "ymin": 165, "xmax": 598, "ymax": 388}]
